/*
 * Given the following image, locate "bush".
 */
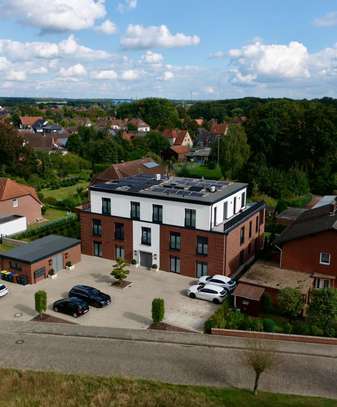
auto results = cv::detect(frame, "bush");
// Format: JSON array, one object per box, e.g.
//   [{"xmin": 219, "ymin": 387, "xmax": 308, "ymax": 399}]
[
  {"xmin": 131, "ymin": 259, "xmax": 137, "ymax": 265},
  {"xmin": 277, "ymin": 288, "xmax": 304, "ymax": 318},
  {"xmin": 250, "ymin": 319, "xmax": 264, "ymax": 332},
  {"xmin": 35, "ymin": 290, "xmax": 47, "ymax": 318},
  {"xmin": 310, "ymin": 325, "xmax": 324, "ymax": 337},
  {"xmin": 292, "ymin": 321, "xmax": 311, "ymax": 336},
  {"xmin": 204, "ymin": 319, "xmax": 213, "ymax": 334},
  {"xmin": 263, "ymin": 319, "xmax": 276, "ymax": 332},
  {"xmin": 261, "ymin": 293, "xmax": 273, "ymax": 313},
  {"xmin": 283, "ymin": 322, "xmax": 293, "ymax": 334},
  {"xmin": 152, "ymin": 298, "xmax": 165, "ymax": 324},
  {"xmin": 44, "ymin": 196, "xmax": 58, "ymax": 206},
  {"xmin": 65, "ymin": 261, "xmax": 72, "ymax": 267},
  {"xmin": 151, "ymin": 264, "xmax": 158, "ymax": 269}
]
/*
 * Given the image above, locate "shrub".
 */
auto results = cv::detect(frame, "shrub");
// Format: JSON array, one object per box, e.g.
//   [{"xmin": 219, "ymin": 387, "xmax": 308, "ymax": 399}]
[
  {"xmin": 310, "ymin": 325, "xmax": 324, "ymax": 337},
  {"xmin": 262, "ymin": 319, "xmax": 276, "ymax": 333},
  {"xmin": 41, "ymin": 205, "xmax": 47, "ymax": 215},
  {"xmin": 131, "ymin": 259, "xmax": 137, "ymax": 265},
  {"xmin": 152, "ymin": 298, "xmax": 165, "ymax": 324},
  {"xmin": 292, "ymin": 321, "xmax": 311, "ymax": 336},
  {"xmin": 35, "ymin": 290, "xmax": 47, "ymax": 319},
  {"xmin": 225, "ymin": 309, "xmax": 245, "ymax": 329},
  {"xmin": 250, "ymin": 319, "xmax": 264, "ymax": 332},
  {"xmin": 261, "ymin": 293, "xmax": 273, "ymax": 313},
  {"xmin": 111, "ymin": 259, "xmax": 129, "ymax": 285},
  {"xmin": 283, "ymin": 322, "xmax": 293, "ymax": 334},
  {"xmin": 44, "ymin": 196, "xmax": 58, "ymax": 206},
  {"xmin": 65, "ymin": 261, "xmax": 72, "ymax": 267},
  {"xmin": 204, "ymin": 319, "xmax": 213, "ymax": 334},
  {"xmin": 151, "ymin": 264, "xmax": 158, "ymax": 269},
  {"xmin": 277, "ymin": 288, "xmax": 304, "ymax": 318},
  {"xmin": 308, "ymin": 289, "xmax": 337, "ymax": 332}
]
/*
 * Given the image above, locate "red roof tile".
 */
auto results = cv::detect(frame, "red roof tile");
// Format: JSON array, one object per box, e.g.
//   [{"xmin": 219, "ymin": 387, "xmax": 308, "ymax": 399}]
[{"xmin": 0, "ymin": 178, "xmax": 41, "ymax": 204}]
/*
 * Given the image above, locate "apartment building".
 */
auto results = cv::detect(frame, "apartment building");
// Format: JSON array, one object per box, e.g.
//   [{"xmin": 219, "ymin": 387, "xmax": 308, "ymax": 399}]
[{"xmin": 79, "ymin": 174, "xmax": 265, "ymax": 278}]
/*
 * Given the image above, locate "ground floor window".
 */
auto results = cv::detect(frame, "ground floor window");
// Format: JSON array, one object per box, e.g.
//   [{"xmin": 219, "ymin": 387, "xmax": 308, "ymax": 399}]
[
  {"xmin": 196, "ymin": 261, "xmax": 208, "ymax": 277},
  {"xmin": 93, "ymin": 241, "xmax": 103, "ymax": 257},
  {"xmin": 115, "ymin": 246, "xmax": 125, "ymax": 260},
  {"xmin": 314, "ymin": 278, "xmax": 332, "ymax": 289},
  {"xmin": 34, "ymin": 267, "xmax": 46, "ymax": 280},
  {"xmin": 170, "ymin": 256, "xmax": 180, "ymax": 273}
]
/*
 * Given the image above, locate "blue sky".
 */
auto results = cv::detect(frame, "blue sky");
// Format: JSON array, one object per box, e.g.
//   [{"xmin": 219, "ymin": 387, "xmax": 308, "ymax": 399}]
[{"xmin": 1, "ymin": 0, "xmax": 337, "ymax": 99}]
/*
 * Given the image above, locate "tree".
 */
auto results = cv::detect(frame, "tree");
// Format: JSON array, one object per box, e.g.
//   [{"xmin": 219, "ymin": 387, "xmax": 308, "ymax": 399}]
[
  {"xmin": 145, "ymin": 131, "xmax": 170, "ymax": 156},
  {"xmin": 111, "ymin": 258, "xmax": 129, "ymax": 285},
  {"xmin": 308, "ymin": 289, "xmax": 337, "ymax": 334},
  {"xmin": 35, "ymin": 290, "xmax": 47, "ymax": 320},
  {"xmin": 277, "ymin": 288, "xmax": 304, "ymax": 318},
  {"xmin": 243, "ymin": 341, "xmax": 275, "ymax": 396},
  {"xmin": 152, "ymin": 298, "xmax": 165, "ymax": 324}
]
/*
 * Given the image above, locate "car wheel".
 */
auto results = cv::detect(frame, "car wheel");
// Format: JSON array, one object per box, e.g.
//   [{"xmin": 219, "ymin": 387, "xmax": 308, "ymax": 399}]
[
  {"xmin": 73, "ymin": 312, "xmax": 78, "ymax": 318},
  {"xmin": 213, "ymin": 298, "xmax": 220, "ymax": 304},
  {"xmin": 53, "ymin": 307, "xmax": 58, "ymax": 312},
  {"xmin": 189, "ymin": 293, "xmax": 196, "ymax": 299}
]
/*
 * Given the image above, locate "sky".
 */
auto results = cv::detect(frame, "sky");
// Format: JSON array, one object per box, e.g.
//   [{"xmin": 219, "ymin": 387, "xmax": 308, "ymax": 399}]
[{"xmin": 1, "ymin": 0, "xmax": 337, "ymax": 99}]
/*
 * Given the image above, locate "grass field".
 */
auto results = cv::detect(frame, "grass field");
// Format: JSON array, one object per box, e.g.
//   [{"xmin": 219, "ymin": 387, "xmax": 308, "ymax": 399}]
[
  {"xmin": 175, "ymin": 163, "xmax": 223, "ymax": 180},
  {"xmin": 0, "ymin": 242, "xmax": 15, "ymax": 252},
  {"xmin": 0, "ymin": 369, "xmax": 335, "ymax": 407},
  {"xmin": 41, "ymin": 181, "xmax": 88, "ymax": 201}
]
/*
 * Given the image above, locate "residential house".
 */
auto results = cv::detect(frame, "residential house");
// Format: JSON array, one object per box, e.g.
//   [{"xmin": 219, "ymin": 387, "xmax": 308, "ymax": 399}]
[
  {"xmin": 111, "ymin": 118, "xmax": 128, "ymax": 132},
  {"xmin": 79, "ymin": 173, "xmax": 265, "ymax": 278},
  {"xmin": 19, "ymin": 116, "xmax": 44, "ymax": 130},
  {"xmin": 128, "ymin": 119, "xmax": 150, "ymax": 133},
  {"xmin": 210, "ymin": 122, "xmax": 229, "ymax": 137},
  {"xmin": 164, "ymin": 145, "xmax": 191, "ymax": 162},
  {"xmin": 162, "ymin": 129, "xmax": 193, "ymax": 147},
  {"xmin": 275, "ymin": 201, "xmax": 337, "ymax": 289},
  {"xmin": 21, "ymin": 132, "xmax": 68, "ymax": 153},
  {"xmin": 0, "ymin": 178, "xmax": 42, "ymax": 224}
]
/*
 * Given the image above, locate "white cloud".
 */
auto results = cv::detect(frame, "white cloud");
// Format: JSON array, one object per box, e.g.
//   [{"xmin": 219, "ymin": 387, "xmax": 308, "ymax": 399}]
[
  {"xmin": 204, "ymin": 86, "xmax": 215, "ymax": 94},
  {"xmin": 91, "ymin": 69, "xmax": 118, "ymax": 80},
  {"xmin": 209, "ymin": 51, "xmax": 226, "ymax": 59},
  {"xmin": 143, "ymin": 51, "xmax": 163, "ymax": 64},
  {"xmin": 229, "ymin": 41, "xmax": 310, "ymax": 85},
  {"xmin": 30, "ymin": 67, "xmax": 48, "ymax": 75},
  {"xmin": 313, "ymin": 12, "xmax": 337, "ymax": 28},
  {"xmin": 59, "ymin": 64, "xmax": 87, "ymax": 78},
  {"xmin": 162, "ymin": 71, "xmax": 174, "ymax": 81},
  {"xmin": 117, "ymin": 0, "xmax": 137, "ymax": 13},
  {"xmin": 6, "ymin": 70, "xmax": 26, "ymax": 81},
  {"xmin": 121, "ymin": 69, "xmax": 139, "ymax": 80},
  {"xmin": 121, "ymin": 24, "xmax": 200, "ymax": 49},
  {"xmin": 96, "ymin": 19, "xmax": 117, "ymax": 35},
  {"xmin": 2, "ymin": 0, "xmax": 106, "ymax": 33}
]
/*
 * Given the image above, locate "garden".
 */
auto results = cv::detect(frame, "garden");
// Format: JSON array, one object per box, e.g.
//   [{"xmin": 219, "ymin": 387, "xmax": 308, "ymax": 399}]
[{"xmin": 205, "ymin": 287, "xmax": 337, "ymax": 339}]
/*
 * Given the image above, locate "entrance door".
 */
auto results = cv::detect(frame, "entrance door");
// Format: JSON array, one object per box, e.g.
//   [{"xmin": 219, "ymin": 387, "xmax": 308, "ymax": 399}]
[
  {"xmin": 52, "ymin": 253, "xmax": 64, "ymax": 273},
  {"xmin": 140, "ymin": 251, "xmax": 152, "ymax": 268}
]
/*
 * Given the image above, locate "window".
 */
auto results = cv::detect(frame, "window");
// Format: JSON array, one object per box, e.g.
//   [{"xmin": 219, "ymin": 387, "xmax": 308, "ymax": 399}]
[
  {"xmin": 152, "ymin": 204, "xmax": 163, "ymax": 223},
  {"xmin": 92, "ymin": 219, "xmax": 102, "ymax": 236},
  {"xmin": 255, "ymin": 216, "xmax": 259, "ymax": 233},
  {"xmin": 320, "ymin": 252, "xmax": 331, "ymax": 266},
  {"xmin": 213, "ymin": 207, "xmax": 217, "ymax": 226},
  {"xmin": 12, "ymin": 198, "xmax": 18, "ymax": 208},
  {"xmin": 115, "ymin": 223, "xmax": 124, "ymax": 240},
  {"xmin": 170, "ymin": 256, "xmax": 181, "ymax": 273},
  {"xmin": 102, "ymin": 198, "xmax": 111, "ymax": 215},
  {"xmin": 223, "ymin": 201, "xmax": 228, "ymax": 220},
  {"xmin": 197, "ymin": 236, "xmax": 208, "ymax": 256},
  {"xmin": 115, "ymin": 246, "xmax": 125, "ymax": 260},
  {"xmin": 260, "ymin": 211, "xmax": 264, "ymax": 225},
  {"xmin": 185, "ymin": 209, "xmax": 196, "ymax": 228},
  {"xmin": 249, "ymin": 221, "xmax": 252, "ymax": 238},
  {"xmin": 233, "ymin": 197, "xmax": 237, "ymax": 214},
  {"xmin": 141, "ymin": 227, "xmax": 151, "ymax": 246},
  {"xmin": 131, "ymin": 202, "xmax": 140, "ymax": 220},
  {"xmin": 170, "ymin": 232, "xmax": 181, "ymax": 250},
  {"xmin": 196, "ymin": 262, "xmax": 208, "ymax": 278},
  {"xmin": 314, "ymin": 278, "xmax": 331, "ymax": 289},
  {"xmin": 9, "ymin": 261, "xmax": 22, "ymax": 271},
  {"xmin": 93, "ymin": 241, "xmax": 102, "ymax": 257},
  {"xmin": 241, "ymin": 191, "xmax": 246, "ymax": 209},
  {"xmin": 34, "ymin": 267, "xmax": 45, "ymax": 279},
  {"xmin": 240, "ymin": 226, "xmax": 245, "ymax": 245}
]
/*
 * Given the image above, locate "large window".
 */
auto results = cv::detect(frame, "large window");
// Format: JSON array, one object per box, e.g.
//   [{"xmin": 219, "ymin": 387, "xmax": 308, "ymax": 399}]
[
  {"xmin": 197, "ymin": 236, "xmax": 208, "ymax": 256},
  {"xmin": 152, "ymin": 204, "xmax": 163, "ymax": 223},
  {"xmin": 131, "ymin": 202, "xmax": 140, "ymax": 220},
  {"xmin": 241, "ymin": 191, "xmax": 246, "ymax": 208},
  {"xmin": 170, "ymin": 256, "xmax": 181, "ymax": 273},
  {"xmin": 233, "ymin": 197, "xmax": 237, "ymax": 214},
  {"xmin": 223, "ymin": 201, "xmax": 228, "ymax": 220},
  {"xmin": 240, "ymin": 226, "xmax": 245, "ymax": 245},
  {"xmin": 196, "ymin": 262, "xmax": 208, "ymax": 278},
  {"xmin": 213, "ymin": 207, "xmax": 217, "ymax": 226},
  {"xmin": 102, "ymin": 198, "xmax": 111, "ymax": 215},
  {"xmin": 141, "ymin": 227, "xmax": 151, "ymax": 246},
  {"xmin": 115, "ymin": 246, "xmax": 125, "ymax": 260},
  {"xmin": 115, "ymin": 223, "xmax": 124, "ymax": 240},
  {"xmin": 170, "ymin": 232, "xmax": 181, "ymax": 250},
  {"xmin": 185, "ymin": 209, "xmax": 196, "ymax": 228},
  {"xmin": 93, "ymin": 241, "xmax": 102, "ymax": 257},
  {"xmin": 320, "ymin": 252, "xmax": 331, "ymax": 266},
  {"xmin": 92, "ymin": 219, "xmax": 102, "ymax": 236}
]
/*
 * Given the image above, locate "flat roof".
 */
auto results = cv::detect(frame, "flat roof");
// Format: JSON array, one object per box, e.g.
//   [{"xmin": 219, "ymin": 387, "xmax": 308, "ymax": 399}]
[
  {"xmin": 240, "ymin": 261, "xmax": 313, "ymax": 294},
  {"xmin": 0, "ymin": 234, "xmax": 80, "ymax": 264},
  {"xmin": 91, "ymin": 173, "xmax": 247, "ymax": 205},
  {"xmin": 0, "ymin": 214, "xmax": 24, "ymax": 225},
  {"xmin": 276, "ymin": 207, "xmax": 307, "ymax": 221}
]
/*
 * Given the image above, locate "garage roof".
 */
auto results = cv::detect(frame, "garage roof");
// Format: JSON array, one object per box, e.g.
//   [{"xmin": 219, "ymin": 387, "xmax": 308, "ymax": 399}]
[
  {"xmin": 233, "ymin": 283, "xmax": 265, "ymax": 301},
  {"xmin": 0, "ymin": 234, "xmax": 80, "ymax": 264}
]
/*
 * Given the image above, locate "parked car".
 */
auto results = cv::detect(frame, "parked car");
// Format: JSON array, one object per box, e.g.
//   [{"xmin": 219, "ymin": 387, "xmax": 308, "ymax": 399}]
[
  {"xmin": 69, "ymin": 285, "xmax": 111, "ymax": 308},
  {"xmin": 187, "ymin": 283, "xmax": 228, "ymax": 304},
  {"xmin": 198, "ymin": 275, "xmax": 236, "ymax": 292},
  {"xmin": 53, "ymin": 297, "xmax": 89, "ymax": 318},
  {"xmin": 0, "ymin": 284, "xmax": 8, "ymax": 297}
]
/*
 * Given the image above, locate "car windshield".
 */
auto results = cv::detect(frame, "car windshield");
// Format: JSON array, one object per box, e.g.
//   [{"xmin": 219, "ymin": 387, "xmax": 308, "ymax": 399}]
[{"xmin": 0, "ymin": 285, "xmax": 5, "ymax": 290}]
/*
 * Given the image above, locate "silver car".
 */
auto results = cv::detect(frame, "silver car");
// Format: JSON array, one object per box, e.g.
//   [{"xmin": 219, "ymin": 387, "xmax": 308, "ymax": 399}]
[{"xmin": 187, "ymin": 283, "xmax": 228, "ymax": 304}]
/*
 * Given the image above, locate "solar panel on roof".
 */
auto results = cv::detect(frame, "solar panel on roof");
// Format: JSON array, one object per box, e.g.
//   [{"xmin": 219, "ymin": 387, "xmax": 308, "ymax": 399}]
[
  {"xmin": 143, "ymin": 161, "xmax": 159, "ymax": 169},
  {"xmin": 190, "ymin": 192, "xmax": 204, "ymax": 197},
  {"xmin": 189, "ymin": 186, "xmax": 203, "ymax": 192}
]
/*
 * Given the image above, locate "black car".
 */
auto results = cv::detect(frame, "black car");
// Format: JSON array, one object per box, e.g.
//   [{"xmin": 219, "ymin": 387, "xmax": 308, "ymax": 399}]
[
  {"xmin": 69, "ymin": 285, "xmax": 111, "ymax": 308},
  {"xmin": 53, "ymin": 297, "xmax": 89, "ymax": 318}
]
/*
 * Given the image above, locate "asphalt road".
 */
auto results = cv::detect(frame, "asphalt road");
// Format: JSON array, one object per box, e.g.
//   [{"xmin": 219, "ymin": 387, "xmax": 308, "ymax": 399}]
[{"xmin": 0, "ymin": 321, "xmax": 337, "ymax": 400}]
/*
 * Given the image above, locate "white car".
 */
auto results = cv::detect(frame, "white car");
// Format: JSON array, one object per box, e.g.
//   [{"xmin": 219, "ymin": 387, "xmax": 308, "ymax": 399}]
[
  {"xmin": 187, "ymin": 283, "xmax": 228, "ymax": 304},
  {"xmin": 0, "ymin": 284, "xmax": 8, "ymax": 297},
  {"xmin": 198, "ymin": 275, "xmax": 236, "ymax": 292}
]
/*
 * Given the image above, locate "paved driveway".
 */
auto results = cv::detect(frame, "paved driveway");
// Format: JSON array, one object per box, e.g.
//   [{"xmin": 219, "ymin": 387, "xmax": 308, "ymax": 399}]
[{"xmin": 0, "ymin": 255, "xmax": 216, "ymax": 331}]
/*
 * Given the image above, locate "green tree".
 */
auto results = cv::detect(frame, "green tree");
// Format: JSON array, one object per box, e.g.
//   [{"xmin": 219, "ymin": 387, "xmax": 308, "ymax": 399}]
[
  {"xmin": 277, "ymin": 288, "xmax": 304, "ymax": 318},
  {"xmin": 152, "ymin": 298, "xmax": 165, "ymax": 324},
  {"xmin": 145, "ymin": 131, "xmax": 170, "ymax": 156},
  {"xmin": 35, "ymin": 290, "xmax": 47, "ymax": 320},
  {"xmin": 308, "ymin": 289, "xmax": 337, "ymax": 334},
  {"xmin": 111, "ymin": 258, "xmax": 129, "ymax": 285}
]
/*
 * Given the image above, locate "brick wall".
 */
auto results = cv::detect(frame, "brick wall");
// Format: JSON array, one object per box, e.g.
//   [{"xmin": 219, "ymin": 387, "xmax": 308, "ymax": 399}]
[{"xmin": 0, "ymin": 195, "xmax": 42, "ymax": 224}]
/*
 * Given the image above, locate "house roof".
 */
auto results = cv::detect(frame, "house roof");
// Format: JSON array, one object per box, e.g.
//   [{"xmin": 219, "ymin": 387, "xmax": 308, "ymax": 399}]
[
  {"xmin": 233, "ymin": 282, "xmax": 265, "ymax": 301},
  {"xmin": 210, "ymin": 122, "xmax": 229, "ymax": 135},
  {"xmin": 174, "ymin": 130, "xmax": 189, "ymax": 146},
  {"xmin": 91, "ymin": 158, "xmax": 163, "ymax": 185},
  {"xmin": 22, "ymin": 133, "xmax": 63, "ymax": 151},
  {"xmin": 276, "ymin": 204, "xmax": 337, "ymax": 245},
  {"xmin": 0, "ymin": 235, "xmax": 80, "ymax": 264},
  {"xmin": 275, "ymin": 207, "xmax": 307, "ymax": 222},
  {"xmin": 162, "ymin": 129, "xmax": 177, "ymax": 139},
  {"xmin": 20, "ymin": 116, "xmax": 43, "ymax": 127},
  {"xmin": 169, "ymin": 145, "xmax": 190, "ymax": 155},
  {"xmin": 187, "ymin": 147, "xmax": 212, "ymax": 158},
  {"xmin": 128, "ymin": 118, "xmax": 149, "ymax": 128},
  {"xmin": 0, "ymin": 178, "xmax": 42, "ymax": 204}
]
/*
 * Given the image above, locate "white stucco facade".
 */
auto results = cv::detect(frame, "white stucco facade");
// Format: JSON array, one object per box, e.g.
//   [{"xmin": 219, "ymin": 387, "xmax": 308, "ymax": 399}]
[{"xmin": 0, "ymin": 216, "xmax": 27, "ymax": 237}]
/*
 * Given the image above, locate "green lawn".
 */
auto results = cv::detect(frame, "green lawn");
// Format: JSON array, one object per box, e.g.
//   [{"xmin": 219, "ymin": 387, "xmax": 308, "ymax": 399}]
[
  {"xmin": 0, "ymin": 369, "xmax": 335, "ymax": 407},
  {"xmin": 41, "ymin": 181, "xmax": 88, "ymax": 201},
  {"xmin": 44, "ymin": 207, "xmax": 68, "ymax": 221},
  {"xmin": 0, "ymin": 242, "xmax": 15, "ymax": 253},
  {"xmin": 175, "ymin": 163, "xmax": 223, "ymax": 180}
]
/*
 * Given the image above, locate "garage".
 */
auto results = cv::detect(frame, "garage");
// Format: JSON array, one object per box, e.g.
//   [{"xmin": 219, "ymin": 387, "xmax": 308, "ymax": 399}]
[{"xmin": 140, "ymin": 251, "xmax": 152, "ymax": 268}]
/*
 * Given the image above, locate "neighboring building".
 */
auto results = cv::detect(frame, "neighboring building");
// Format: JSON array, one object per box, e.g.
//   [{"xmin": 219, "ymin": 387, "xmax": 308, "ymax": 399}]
[
  {"xmin": 0, "ymin": 235, "xmax": 81, "ymax": 285},
  {"xmin": 275, "ymin": 202, "xmax": 337, "ymax": 289},
  {"xmin": 111, "ymin": 118, "xmax": 128, "ymax": 131},
  {"xmin": 128, "ymin": 119, "xmax": 150, "ymax": 133},
  {"xmin": 195, "ymin": 128, "xmax": 218, "ymax": 148},
  {"xmin": 187, "ymin": 147, "xmax": 211, "ymax": 164},
  {"xmin": 162, "ymin": 129, "xmax": 193, "ymax": 147},
  {"xmin": 79, "ymin": 174, "xmax": 265, "ymax": 279},
  {"xmin": 165, "ymin": 145, "xmax": 191, "ymax": 161},
  {"xmin": 312, "ymin": 195, "xmax": 337, "ymax": 209},
  {"xmin": 19, "ymin": 116, "xmax": 43, "ymax": 130},
  {"xmin": 21, "ymin": 132, "xmax": 68, "ymax": 153},
  {"xmin": 210, "ymin": 122, "xmax": 229, "ymax": 137},
  {"xmin": 275, "ymin": 207, "xmax": 307, "ymax": 226},
  {"xmin": 91, "ymin": 158, "xmax": 165, "ymax": 185},
  {"xmin": 0, "ymin": 215, "xmax": 27, "ymax": 237},
  {"xmin": 0, "ymin": 178, "xmax": 42, "ymax": 224}
]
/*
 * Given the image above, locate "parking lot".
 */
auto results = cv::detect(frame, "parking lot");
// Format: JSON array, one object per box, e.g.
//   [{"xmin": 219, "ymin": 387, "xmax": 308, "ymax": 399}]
[{"xmin": 0, "ymin": 255, "xmax": 216, "ymax": 331}]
